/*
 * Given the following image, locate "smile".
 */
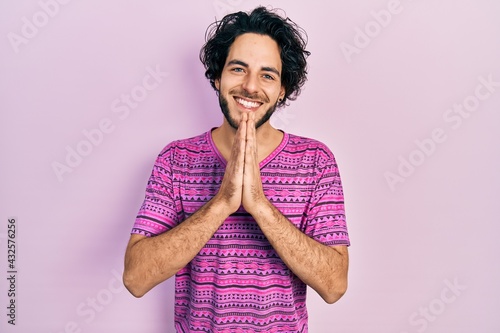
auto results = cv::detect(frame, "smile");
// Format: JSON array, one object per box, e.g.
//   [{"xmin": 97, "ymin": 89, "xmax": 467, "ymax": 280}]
[{"xmin": 234, "ymin": 97, "xmax": 262, "ymax": 109}]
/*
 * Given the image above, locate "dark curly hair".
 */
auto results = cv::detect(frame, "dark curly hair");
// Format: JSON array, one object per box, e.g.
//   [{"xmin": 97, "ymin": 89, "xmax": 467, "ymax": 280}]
[{"xmin": 200, "ymin": 6, "xmax": 310, "ymax": 107}]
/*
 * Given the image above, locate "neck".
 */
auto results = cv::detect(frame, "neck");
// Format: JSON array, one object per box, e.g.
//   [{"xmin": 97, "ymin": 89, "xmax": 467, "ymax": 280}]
[{"xmin": 212, "ymin": 119, "xmax": 283, "ymax": 163}]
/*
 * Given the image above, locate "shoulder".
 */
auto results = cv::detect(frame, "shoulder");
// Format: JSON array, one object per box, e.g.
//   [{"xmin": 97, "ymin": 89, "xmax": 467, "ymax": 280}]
[
  {"xmin": 285, "ymin": 133, "xmax": 336, "ymax": 166},
  {"xmin": 155, "ymin": 131, "xmax": 212, "ymax": 165},
  {"xmin": 159, "ymin": 131, "xmax": 210, "ymax": 155}
]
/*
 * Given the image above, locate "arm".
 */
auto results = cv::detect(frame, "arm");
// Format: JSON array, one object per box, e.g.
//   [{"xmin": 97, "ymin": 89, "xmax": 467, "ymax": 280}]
[
  {"xmin": 123, "ymin": 117, "xmax": 247, "ymax": 298},
  {"xmin": 242, "ymin": 113, "xmax": 349, "ymax": 304},
  {"xmin": 123, "ymin": 198, "xmax": 230, "ymax": 298},
  {"xmin": 250, "ymin": 201, "xmax": 348, "ymax": 304}
]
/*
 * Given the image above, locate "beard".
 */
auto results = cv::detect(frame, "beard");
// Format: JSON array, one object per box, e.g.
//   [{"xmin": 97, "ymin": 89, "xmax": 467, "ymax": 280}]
[{"xmin": 218, "ymin": 90, "xmax": 278, "ymax": 130}]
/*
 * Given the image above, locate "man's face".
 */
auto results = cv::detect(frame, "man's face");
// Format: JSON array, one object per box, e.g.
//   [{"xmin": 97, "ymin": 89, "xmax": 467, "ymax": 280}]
[{"xmin": 215, "ymin": 33, "xmax": 285, "ymax": 129}]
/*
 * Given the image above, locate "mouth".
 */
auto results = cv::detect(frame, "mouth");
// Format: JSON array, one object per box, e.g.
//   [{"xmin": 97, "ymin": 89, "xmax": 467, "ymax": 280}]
[{"xmin": 234, "ymin": 96, "xmax": 263, "ymax": 111}]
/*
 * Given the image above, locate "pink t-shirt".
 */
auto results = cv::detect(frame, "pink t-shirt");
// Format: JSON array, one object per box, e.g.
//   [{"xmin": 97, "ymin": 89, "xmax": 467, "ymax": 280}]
[{"xmin": 131, "ymin": 130, "xmax": 350, "ymax": 333}]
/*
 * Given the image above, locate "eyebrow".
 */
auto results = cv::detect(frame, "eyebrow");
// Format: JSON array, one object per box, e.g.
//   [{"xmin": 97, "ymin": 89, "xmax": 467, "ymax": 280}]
[{"xmin": 227, "ymin": 59, "xmax": 281, "ymax": 77}]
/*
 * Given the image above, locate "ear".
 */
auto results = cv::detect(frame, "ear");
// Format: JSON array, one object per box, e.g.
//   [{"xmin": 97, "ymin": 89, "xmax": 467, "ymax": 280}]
[
  {"xmin": 215, "ymin": 78, "xmax": 220, "ymax": 91},
  {"xmin": 279, "ymin": 86, "xmax": 285, "ymax": 101}
]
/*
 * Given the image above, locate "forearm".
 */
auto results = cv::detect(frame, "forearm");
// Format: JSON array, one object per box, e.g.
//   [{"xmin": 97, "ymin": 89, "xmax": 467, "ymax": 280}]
[
  {"xmin": 123, "ymin": 197, "xmax": 230, "ymax": 297},
  {"xmin": 252, "ymin": 201, "xmax": 349, "ymax": 304}
]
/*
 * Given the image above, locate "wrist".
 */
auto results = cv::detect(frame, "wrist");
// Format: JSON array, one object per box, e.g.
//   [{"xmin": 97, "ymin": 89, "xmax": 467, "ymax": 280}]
[
  {"xmin": 244, "ymin": 195, "xmax": 270, "ymax": 217},
  {"xmin": 209, "ymin": 194, "xmax": 238, "ymax": 218}
]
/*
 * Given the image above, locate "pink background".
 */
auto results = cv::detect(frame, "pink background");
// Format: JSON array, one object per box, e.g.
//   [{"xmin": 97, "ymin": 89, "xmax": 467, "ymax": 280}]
[{"xmin": 1, "ymin": 0, "xmax": 499, "ymax": 332}]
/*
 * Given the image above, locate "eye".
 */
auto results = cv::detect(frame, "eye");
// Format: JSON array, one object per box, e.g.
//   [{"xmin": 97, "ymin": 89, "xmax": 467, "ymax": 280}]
[
  {"xmin": 231, "ymin": 67, "xmax": 244, "ymax": 73},
  {"xmin": 263, "ymin": 74, "xmax": 275, "ymax": 80}
]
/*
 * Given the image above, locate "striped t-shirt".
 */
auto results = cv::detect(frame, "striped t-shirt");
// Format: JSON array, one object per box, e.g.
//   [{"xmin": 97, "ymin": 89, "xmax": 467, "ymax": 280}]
[{"xmin": 131, "ymin": 130, "xmax": 350, "ymax": 333}]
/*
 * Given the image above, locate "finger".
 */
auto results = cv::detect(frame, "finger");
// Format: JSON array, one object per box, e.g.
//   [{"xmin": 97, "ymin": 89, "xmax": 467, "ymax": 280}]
[
  {"xmin": 233, "ymin": 112, "xmax": 247, "ymax": 151},
  {"xmin": 248, "ymin": 110, "xmax": 255, "ymax": 122},
  {"xmin": 226, "ymin": 114, "xmax": 246, "ymax": 175},
  {"xmin": 238, "ymin": 115, "xmax": 247, "ymax": 162},
  {"xmin": 247, "ymin": 112, "xmax": 255, "ymax": 134},
  {"xmin": 246, "ymin": 113, "xmax": 257, "ymax": 161},
  {"xmin": 243, "ymin": 113, "xmax": 264, "ymax": 208}
]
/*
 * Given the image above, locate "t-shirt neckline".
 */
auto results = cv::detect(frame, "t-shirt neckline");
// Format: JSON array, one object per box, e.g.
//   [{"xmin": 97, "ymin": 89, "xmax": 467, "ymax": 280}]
[{"xmin": 207, "ymin": 128, "xmax": 289, "ymax": 170}]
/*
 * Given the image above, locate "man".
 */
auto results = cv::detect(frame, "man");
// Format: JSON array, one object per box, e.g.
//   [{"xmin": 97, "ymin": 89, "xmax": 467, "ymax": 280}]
[{"xmin": 123, "ymin": 6, "xmax": 350, "ymax": 332}]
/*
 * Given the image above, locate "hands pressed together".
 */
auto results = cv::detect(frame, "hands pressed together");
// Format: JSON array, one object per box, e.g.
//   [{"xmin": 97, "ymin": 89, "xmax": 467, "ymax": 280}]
[
  {"xmin": 125, "ymin": 111, "xmax": 349, "ymax": 303},
  {"xmin": 216, "ymin": 112, "xmax": 268, "ymax": 216}
]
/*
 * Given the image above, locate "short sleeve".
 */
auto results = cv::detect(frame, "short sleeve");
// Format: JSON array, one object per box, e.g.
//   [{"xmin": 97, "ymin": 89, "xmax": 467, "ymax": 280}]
[
  {"xmin": 131, "ymin": 146, "xmax": 179, "ymax": 237},
  {"xmin": 304, "ymin": 149, "xmax": 350, "ymax": 247}
]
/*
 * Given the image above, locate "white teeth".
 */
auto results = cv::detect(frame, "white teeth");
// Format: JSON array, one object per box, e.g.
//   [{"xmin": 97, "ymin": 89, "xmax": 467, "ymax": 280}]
[{"xmin": 236, "ymin": 98, "xmax": 260, "ymax": 108}]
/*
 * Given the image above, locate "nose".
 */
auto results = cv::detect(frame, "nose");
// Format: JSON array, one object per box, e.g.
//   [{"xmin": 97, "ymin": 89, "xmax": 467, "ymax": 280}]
[{"xmin": 241, "ymin": 73, "xmax": 259, "ymax": 94}]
